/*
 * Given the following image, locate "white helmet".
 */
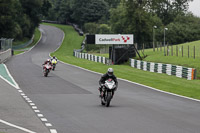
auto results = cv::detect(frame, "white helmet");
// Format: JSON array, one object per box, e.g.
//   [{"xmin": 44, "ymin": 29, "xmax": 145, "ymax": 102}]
[
  {"xmin": 107, "ymin": 68, "xmax": 113, "ymax": 76},
  {"xmin": 47, "ymin": 59, "xmax": 50, "ymax": 62}
]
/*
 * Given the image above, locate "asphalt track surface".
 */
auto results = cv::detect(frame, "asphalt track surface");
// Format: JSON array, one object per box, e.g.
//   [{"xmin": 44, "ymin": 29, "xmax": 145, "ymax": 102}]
[{"xmin": 5, "ymin": 25, "xmax": 200, "ymax": 133}]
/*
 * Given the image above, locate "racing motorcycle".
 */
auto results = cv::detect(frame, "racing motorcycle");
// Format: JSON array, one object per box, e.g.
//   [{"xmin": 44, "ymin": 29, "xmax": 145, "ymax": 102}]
[
  {"xmin": 100, "ymin": 78, "xmax": 116, "ymax": 107},
  {"xmin": 51, "ymin": 59, "xmax": 57, "ymax": 71},
  {"xmin": 43, "ymin": 63, "xmax": 52, "ymax": 77}
]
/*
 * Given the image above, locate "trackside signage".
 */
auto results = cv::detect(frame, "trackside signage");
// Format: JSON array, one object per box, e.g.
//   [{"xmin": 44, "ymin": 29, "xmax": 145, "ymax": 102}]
[{"xmin": 95, "ymin": 34, "xmax": 134, "ymax": 44}]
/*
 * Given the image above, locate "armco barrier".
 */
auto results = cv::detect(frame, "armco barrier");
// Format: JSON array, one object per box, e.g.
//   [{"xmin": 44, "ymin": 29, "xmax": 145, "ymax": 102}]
[
  {"xmin": 0, "ymin": 49, "xmax": 12, "ymax": 63},
  {"xmin": 74, "ymin": 51, "xmax": 110, "ymax": 64},
  {"xmin": 130, "ymin": 58, "xmax": 196, "ymax": 80},
  {"xmin": 12, "ymin": 36, "xmax": 34, "ymax": 50}
]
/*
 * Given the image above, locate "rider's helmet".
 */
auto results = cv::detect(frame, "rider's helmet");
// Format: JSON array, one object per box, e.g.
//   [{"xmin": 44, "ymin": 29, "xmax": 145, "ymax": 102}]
[
  {"xmin": 107, "ymin": 68, "xmax": 113, "ymax": 76},
  {"xmin": 47, "ymin": 59, "xmax": 50, "ymax": 62},
  {"xmin": 53, "ymin": 55, "xmax": 56, "ymax": 59}
]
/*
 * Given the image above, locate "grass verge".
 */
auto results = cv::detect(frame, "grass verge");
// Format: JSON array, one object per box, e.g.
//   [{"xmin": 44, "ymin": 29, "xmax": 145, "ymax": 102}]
[
  {"xmin": 43, "ymin": 23, "xmax": 200, "ymax": 100},
  {"xmin": 139, "ymin": 41, "xmax": 200, "ymax": 79},
  {"xmin": 14, "ymin": 28, "xmax": 41, "ymax": 55}
]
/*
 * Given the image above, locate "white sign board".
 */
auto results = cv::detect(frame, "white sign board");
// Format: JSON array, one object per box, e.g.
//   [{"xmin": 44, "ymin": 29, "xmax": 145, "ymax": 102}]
[{"xmin": 95, "ymin": 34, "xmax": 134, "ymax": 44}]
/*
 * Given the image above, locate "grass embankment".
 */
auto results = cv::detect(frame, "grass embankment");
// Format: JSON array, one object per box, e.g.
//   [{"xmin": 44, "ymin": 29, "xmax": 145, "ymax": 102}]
[
  {"xmin": 13, "ymin": 28, "xmax": 41, "ymax": 55},
  {"xmin": 138, "ymin": 41, "xmax": 200, "ymax": 79},
  {"xmin": 43, "ymin": 23, "xmax": 200, "ymax": 100}
]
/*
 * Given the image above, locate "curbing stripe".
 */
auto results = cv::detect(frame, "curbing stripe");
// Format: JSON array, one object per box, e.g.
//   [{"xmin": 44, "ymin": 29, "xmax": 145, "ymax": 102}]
[{"xmin": 130, "ymin": 59, "xmax": 195, "ymax": 80}]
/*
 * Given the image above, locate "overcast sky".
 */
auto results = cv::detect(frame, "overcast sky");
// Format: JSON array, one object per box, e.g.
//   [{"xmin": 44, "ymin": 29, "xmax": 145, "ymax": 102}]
[{"xmin": 188, "ymin": 0, "xmax": 200, "ymax": 17}]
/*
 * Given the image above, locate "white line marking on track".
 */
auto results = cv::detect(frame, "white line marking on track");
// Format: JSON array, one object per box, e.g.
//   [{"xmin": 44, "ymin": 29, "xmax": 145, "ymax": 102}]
[
  {"xmin": 50, "ymin": 129, "xmax": 57, "ymax": 133},
  {"xmin": 32, "ymin": 106, "xmax": 37, "ymax": 109},
  {"xmin": 23, "ymin": 95, "xmax": 28, "ymax": 98},
  {"xmin": 34, "ymin": 110, "xmax": 40, "ymax": 113},
  {"xmin": 25, "ymin": 98, "xmax": 30, "ymax": 101},
  {"xmin": 27, "ymin": 100, "xmax": 33, "ymax": 103},
  {"xmin": 45, "ymin": 123, "xmax": 52, "ymax": 127},
  {"xmin": 18, "ymin": 90, "xmax": 23, "ymax": 92},
  {"xmin": 0, "ymin": 119, "xmax": 36, "ymax": 133},
  {"xmin": 37, "ymin": 114, "xmax": 44, "ymax": 117},
  {"xmin": 30, "ymin": 103, "xmax": 35, "ymax": 106},
  {"xmin": 41, "ymin": 118, "xmax": 47, "ymax": 122},
  {"xmin": 0, "ymin": 74, "xmax": 19, "ymax": 90},
  {"xmin": 21, "ymin": 93, "xmax": 25, "ymax": 96},
  {"xmin": 3, "ymin": 64, "xmax": 20, "ymax": 89}
]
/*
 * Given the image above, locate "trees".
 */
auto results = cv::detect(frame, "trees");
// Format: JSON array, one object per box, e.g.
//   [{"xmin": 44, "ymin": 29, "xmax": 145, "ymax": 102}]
[
  {"xmin": 110, "ymin": 0, "xmax": 163, "ymax": 44},
  {"xmin": 19, "ymin": 0, "xmax": 43, "ymax": 37},
  {"xmin": 0, "ymin": 0, "xmax": 21, "ymax": 38},
  {"xmin": 164, "ymin": 13, "xmax": 200, "ymax": 44},
  {"xmin": 109, "ymin": 0, "xmax": 199, "ymax": 45},
  {"xmin": 147, "ymin": 0, "xmax": 194, "ymax": 25},
  {"xmin": 71, "ymin": 0, "xmax": 109, "ymax": 26},
  {"xmin": 2, "ymin": 0, "xmax": 197, "ymax": 44},
  {"xmin": 104, "ymin": 0, "xmax": 120, "ymax": 8},
  {"xmin": 0, "ymin": 0, "xmax": 46, "ymax": 40}
]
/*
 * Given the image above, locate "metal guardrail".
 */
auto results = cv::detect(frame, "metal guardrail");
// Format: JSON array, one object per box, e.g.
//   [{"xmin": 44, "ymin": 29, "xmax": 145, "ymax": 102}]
[
  {"xmin": 0, "ymin": 49, "xmax": 12, "ymax": 63},
  {"xmin": 12, "ymin": 36, "xmax": 34, "ymax": 50},
  {"xmin": 0, "ymin": 38, "xmax": 13, "ymax": 52},
  {"xmin": 0, "ymin": 38, "xmax": 13, "ymax": 63}
]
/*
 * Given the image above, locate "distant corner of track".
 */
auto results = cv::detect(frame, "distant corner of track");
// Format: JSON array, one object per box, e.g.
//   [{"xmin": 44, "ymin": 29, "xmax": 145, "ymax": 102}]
[{"xmin": 14, "ymin": 27, "xmax": 43, "ymax": 57}]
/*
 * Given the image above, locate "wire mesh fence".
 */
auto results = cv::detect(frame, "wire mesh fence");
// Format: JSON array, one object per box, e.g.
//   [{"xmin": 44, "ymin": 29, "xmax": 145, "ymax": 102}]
[
  {"xmin": 137, "ymin": 42, "xmax": 200, "ymax": 59},
  {"xmin": 0, "ymin": 38, "xmax": 13, "ymax": 52}
]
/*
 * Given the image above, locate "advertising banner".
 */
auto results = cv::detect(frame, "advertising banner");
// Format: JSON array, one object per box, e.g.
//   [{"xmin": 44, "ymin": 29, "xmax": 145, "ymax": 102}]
[{"xmin": 95, "ymin": 34, "xmax": 134, "ymax": 44}]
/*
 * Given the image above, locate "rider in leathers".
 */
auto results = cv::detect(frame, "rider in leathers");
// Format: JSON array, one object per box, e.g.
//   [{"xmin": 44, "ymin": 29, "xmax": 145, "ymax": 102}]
[
  {"xmin": 43, "ymin": 59, "xmax": 52, "ymax": 70},
  {"xmin": 99, "ymin": 68, "xmax": 118, "ymax": 98},
  {"xmin": 51, "ymin": 55, "xmax": 58, "ymax": 62}
]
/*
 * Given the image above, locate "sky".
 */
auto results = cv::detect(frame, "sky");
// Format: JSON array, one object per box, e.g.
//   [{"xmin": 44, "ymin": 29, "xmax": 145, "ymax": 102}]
[{"xmin": 188, "ymin": 0, "xmax": 200, "ymax": 17}]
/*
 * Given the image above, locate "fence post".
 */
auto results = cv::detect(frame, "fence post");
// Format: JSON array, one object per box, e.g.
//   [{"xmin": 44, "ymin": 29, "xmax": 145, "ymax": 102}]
[
  {"xmin": 167, "ymin": 43, "xmax": 169, "ymax": 56},
  {"xmin": 164, "ymin": 42, "xmax": 166, "ymax": 56},
  {"xmin": 171, "ymin": 45, "xmax": 173, "ymax": 56},
  {"xmin": 181, "ymin": 46, "xmax": 183, "ymax": 57},
  {"xmin": 135, "ymin": 43, "xmax": 138, "ymax": 51},
  {"xmin": 160, "ymin": 42, "xmax": 162, "ymax": 51},
  {"xmin": 143, "ymin": 43, "xmax": 144, "ymax": 53},
  {"xmin": 157, "ymin": 42, "xmax": 158, "ymax": 51}
]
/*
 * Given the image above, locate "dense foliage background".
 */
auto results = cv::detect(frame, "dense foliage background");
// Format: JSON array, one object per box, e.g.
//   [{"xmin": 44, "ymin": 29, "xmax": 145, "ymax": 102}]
[
  {"xmin": 0, "ymin": 0, "xmax": 51, "ymax": 40},
  {"xmin": 1, "ymin": 0, "xmax": 200, "ymax": 46}
]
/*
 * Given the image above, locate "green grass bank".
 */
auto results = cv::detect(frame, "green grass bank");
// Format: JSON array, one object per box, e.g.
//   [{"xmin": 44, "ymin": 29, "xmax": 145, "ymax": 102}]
[
  {"xmin": 138, "ymin": 41, "xmax": 200, "ymax": 79},
  {"xmin": 43, "ymin": 23, "xmax": 200, "ymax": 100},
  {"xmin": 14, "ymin": 28, "xmax": 41, "ymax": 55}
]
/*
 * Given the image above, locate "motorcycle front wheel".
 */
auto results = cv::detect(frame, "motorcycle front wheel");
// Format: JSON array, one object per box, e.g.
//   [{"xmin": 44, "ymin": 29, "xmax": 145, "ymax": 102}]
[
  {"xmin": 44, "ymin": 70, "xmax": 49, "ymax": 77},
  {"xmin": 101, "ymin": 98, "xmax": 105, "ymax": 105},
  {"xmin": 106, "ymin": 92, "xmax": 112, "ymax": 107}
]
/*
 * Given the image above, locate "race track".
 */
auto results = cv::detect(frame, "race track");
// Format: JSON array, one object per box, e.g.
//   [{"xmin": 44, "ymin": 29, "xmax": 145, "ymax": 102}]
[{"xmin": 5, "ymin": 24, "xmax": 200, "ymax": 133}]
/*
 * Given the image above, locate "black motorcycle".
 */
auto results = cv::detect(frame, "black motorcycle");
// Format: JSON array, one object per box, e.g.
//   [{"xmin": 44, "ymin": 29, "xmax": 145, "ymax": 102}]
[{"xmin": 100, "ymin": 78, "xmax": 116, "ymax": 107}]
